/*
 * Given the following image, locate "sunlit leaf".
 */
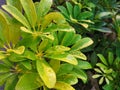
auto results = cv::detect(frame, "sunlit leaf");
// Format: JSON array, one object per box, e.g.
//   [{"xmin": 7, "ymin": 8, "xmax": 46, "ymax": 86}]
[
  {"xmin": 0, "ymin": 13, "xmax": 9, "ymax": 42},
  {"xmin": 45, "ymin": 45, "xmax": 70, "ymax": 54},
  {"xmin": 92, "ymin": 74, "xmax": 102, "ymax": 78},
  {"xmin": 70, "ymin": 50, "xmax": 87, "ymax": 60},
  {"xmin": 94, "ymin": 68, "xmax": 102, "ymax": 73},
  {"xmin": 58, "ymin": 74, "xmax": 78, "ymax": 85},
  {"xmin": 54, "ymin": 81, "xmax": 75, "ymax": 90},
  {"xmin": 71, "ymin": 37, "xmax": 93, "ymax": 50},
  {"xmin": 72, "ymin": 69, "xmax": 87, "ymax": 83},
  {"xmin": 20, "ymin": 27, "xmax": 33, "ymax": 34},
  {"xmin": 36, "ymin": 0, "xmax": 52, "ymax": 22},
  {"xmin": 96, "ymin": 12, "xmax": 112, "ymax": 19},
  {"xmin": 36, "ymin": 59, "xmax": 56, "ymax": 88},
  {"xmin": 12, "ymin": 46, "xmax": 25, "ymax": 54},
  {"xmin": 45, "ymin": 53, "xmax": 78, "ymax": 65},
  {"xmin": 105, "ymin": 78, "xmax": 110, "ymax": 84},
  {"xmin": 20, "ymin": 0, "xmax": 37, "ymax": 27},
  {"xmin": 97, "ymin": 54, "xmax": 108, "ymax": 66},
  {"xmin": 2, "ymin": 5, "xmax": 30, "ymax": 28},
  {"xmin": 99, "ymin": 77, "xmax": 104, "ymax": 85},
  {"xmin": 96, "ymin": 63, "xmax": 108, "ymax": 69},
  {"xmin": 75, "ymin": 60, "xmax": 92, "ymax": 69},
  {"xmin": 42, "ymin": 12, "xmax": 66, "ymax": 29}
]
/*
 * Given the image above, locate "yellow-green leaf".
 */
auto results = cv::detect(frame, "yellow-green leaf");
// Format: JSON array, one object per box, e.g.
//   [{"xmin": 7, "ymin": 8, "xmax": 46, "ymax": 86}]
[
  {"xmin": 15, "ymin": 73, "xmax": 41, "ymax": 90},
  {"xmin": 36, "ymin": 0, "xmax": 52, "ymax": 22},
  {"xmin": 54, "ymin": 81, "xmax": 75, "ymax": 90},
  {"xmin": 71, "ymin": 37, "xmax": 93, "ymax": 50},
  {"xmin": 70, "ymin": 50, "xmax": 87, "ymax": 60},
  {"xmin": 97, "ymin": 54, "xmax": 108, "ymax": 66},
  {"xmin": 12, "ymin": 46, "xmax": 25, "ymax": 54},
  {"xmin": 20, "ymin": 0, "xmax": 37, "ymax": 27},
  {"xmin": 42, "ymin": 12, "xmax": 66, "ymax": 29},
  {"xmin": 99, "ymin": 77, "xmax": 104, "ymax": 85},
  {"xmin": 36, "ymin": 59, "xmax": 56, "ymax": 88},
  {"xmin": 92, "ymin": 74, "xmax": 102, "ymax": 78},
  {"xmin": 20, "ymin": 27, "xmax": 33, "ymax": 34},
  {"xmin": 2, "ymin": 5, "xmax": 30, "ymax": 29},
  {"xmin": 45, "ymin": 53, "xmax": 78, "ymax": 65}
]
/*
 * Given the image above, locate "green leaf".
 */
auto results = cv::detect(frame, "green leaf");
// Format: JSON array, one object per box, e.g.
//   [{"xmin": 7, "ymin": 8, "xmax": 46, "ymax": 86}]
[
  {"xmin": 97, "ymin": 54, "xmax": 108, "ymax": 66},
  {"xmin": 108, "ymin": 52, "xmax": 114, "ymax": 65},
  {"xmin": 96, "ymin": 12, "xmax": 112, "ymax": 19},
  {"xmin": 61, "ymin": 32, "xmax": 74, "ymax": 46},
  {"xmin": 54, "ymin": 81, "xmax": 75, "ymax": 90},
  {"xmin": 92, "ymin": 27, "xmax": 112, "ymax": 33},
  {"xmin": 105, "ymin": 78, "xmax": 110, "ymax": 84},
  {"xmin": 66, "ymin": 2, "xmax": 73, "ymax": 16},
  {"xmin": 8, "ymin": 19, "xmax": 21, "ymax": 45},
  {"xmin": 72, "ymin": 69, "xmax": 87, "ymax": 83},
  {"xmin": 42, "ymin": 12, "xmax": 66, "ymax": 29},
  {"xmin": 99, "ymin": 77, "xmax": 104, "ymax": 85},
  {"xmin": 70, "ymin": 51, "xmax": 87, "ymax": 60},
  {"xmin": 2, "ymin": 5, "xmax": 30, "ymax": 29},
  {"xmin": 8, "ymin": 53, "xmax": 26, "ymax": 62},
  {"xmin": 5, "ymin": 74, "xmax": 18, "ymax": 90},
  {"xmin": 57, "ymin": 63, "xmax": 73, "ymax": 76},
  {"xmin": 45, "ymin": 45, "xmax": 70, "ymax": 54},
  {"xmin": 0, "ymin": 13, "xmax": 9, "ymax": 42},
  {"xmin": 104, "ymin": 69, "xmax": 113, "ymax": 74},
  {"xmin": 15, "ymin": 73, "xmax": 41, "ymax": 90},
  {"xmin": 6, "ymin": 0, "xmax": 22, "ymax": 12},
  {"xmin": 50, "ymin": 60, "xmax": 60, "ymax": 73},
  {"xmin": 78, "ymin": 11, "xmax": 93, "ymax": 20},
  {"xmin": 0, "ymin": 73, "xmax": 13, "ymax": 86},
  {"xmin": 45, "ymin": 53, "xmax": 78, "ymax": 65},
  {"xmin": 36, "ymin": 0, "xmax": 52, "ymax": 22},
  {"xmin": 44, "ymin": 24, "xmax": 75, "ymax": 33},
  {"xmin": 71, "ymin": 37, "xmax": 93, "ymax": 50},
  {"xmin": 24, "ymin": 50, "xmax": 36, "ymax": 60},
  {"xmin": 20, "ymin": 0, "xmax": 37, "ymax": 27},
  {"xmin": 0, "ymin": 64, "xmax": 10, "ymax": 73},
  {"xmin": 21, "ymin": 60, "xmax": 32, "ymax": 70},
  {"xmin": 70, "ymin": 34, "xmax": 81, "ymax": 45},
  {"xmin": 94, "ymin": 68, "xmax": 102, "ymax": 73},
  {"xmin": 58, "ymin": 74, "xmax": 78, "ymax": 85},
  {"xmin": 96, "ymin": 63, "xmax": 108, "ymax": 69},
  {"xmin": 92, "ymin": 74, "xmax": 102, "ymax": 78},
  {"xmin": 75, "ymin": 60, "xmax": 92, "ymax": 69},
  {"xmin": 36, "ymin": 59, "xmax": 56, "ymax": 88},
  {"xmin": 103, "ymin": 82, "xmax": 114, "ymax": 90},
  {"xmin": 38, "ymin": 39, "xmax": 49, "ymax": 52},
  {"xmin": 57, "ymin": 6, "xmax": 69, "ymax": 19},
  {"xmin": 73, "ymin": 5, "xmax": 81, "ymax": 18}
]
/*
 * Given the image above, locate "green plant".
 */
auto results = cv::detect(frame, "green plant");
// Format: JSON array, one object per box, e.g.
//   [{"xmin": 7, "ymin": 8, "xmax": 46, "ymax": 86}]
[
  {"xmin": 92, "ymin": 52, "xmax": 120, "ymax": 90},
  {"xmin": 57, "ymin": 1, "xmax": 94, "ymax": 33},
  {"xmin": 0, "ymin": 0, "xmax": 93, "ymax": 90}
]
